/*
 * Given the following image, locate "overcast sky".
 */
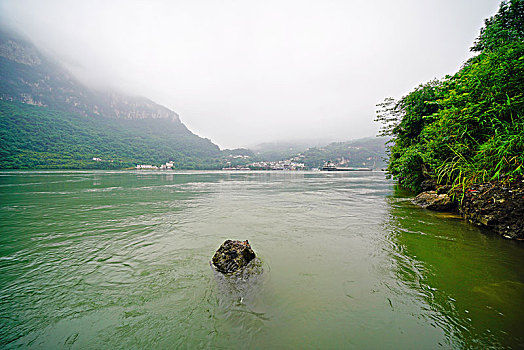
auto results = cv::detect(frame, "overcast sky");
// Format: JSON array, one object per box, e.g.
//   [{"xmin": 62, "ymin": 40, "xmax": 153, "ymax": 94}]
[{"xmin": 0, "ymin": 0, "xmax": 500, "ymax": 148}]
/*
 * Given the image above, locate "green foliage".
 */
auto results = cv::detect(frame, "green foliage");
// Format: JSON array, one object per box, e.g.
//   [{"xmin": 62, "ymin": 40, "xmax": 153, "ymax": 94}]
[
  {"xmin": 0, "ymin": 100, "xmax": 223, "ymax": 169},
  {"xmin": 471, "ymin": 0, "xmax": 524, "ymax": 52},
  {"xmin": 223, "ymin": 148, "xmax": 255, "ymax": 157},
  {"xmin": 376, "ymin": 0, "xmax": 524, "ymax": 193}
]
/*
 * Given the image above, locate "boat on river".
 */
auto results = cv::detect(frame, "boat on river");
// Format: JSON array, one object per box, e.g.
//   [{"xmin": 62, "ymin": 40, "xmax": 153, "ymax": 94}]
[{"xmin": 321, "ymin": 162, "xmax": 372, "ymax": 171}]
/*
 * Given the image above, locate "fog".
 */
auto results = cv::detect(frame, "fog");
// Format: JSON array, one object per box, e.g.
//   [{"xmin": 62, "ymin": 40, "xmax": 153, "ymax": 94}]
[{"xmin": 0, "ymin": 0, "xmax": 499, "ymax": 149}]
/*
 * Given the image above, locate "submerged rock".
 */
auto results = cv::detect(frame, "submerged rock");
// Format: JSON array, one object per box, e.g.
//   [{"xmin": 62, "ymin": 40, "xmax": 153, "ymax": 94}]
[
  {"xmin": 211, "ymin": 255, "xmax": 264, "ymax": 314},
  {"xmin": 212, "ymin": 240, "xmax": 256, "ymax": 274},
  {"xmin": 412, "ymin": 191, "xmax": 455, "ymax": 211}
]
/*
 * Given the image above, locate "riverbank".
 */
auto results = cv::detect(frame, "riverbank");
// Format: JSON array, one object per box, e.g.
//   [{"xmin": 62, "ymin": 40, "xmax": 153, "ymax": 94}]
[
  {"xmin": 413, "ymin": 177, "xmax": 524, "ymax": 240},
  {"xmin": 375, "ymin": 1, "xmax": 523, "ymax": 236}
]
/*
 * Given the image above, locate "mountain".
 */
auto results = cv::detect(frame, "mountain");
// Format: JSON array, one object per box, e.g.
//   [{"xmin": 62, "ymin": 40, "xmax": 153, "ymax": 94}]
[
  {"xmin": 250, "ymin": 139, "xmax": 331, "ymax": 162},
  {"xmin": 0, "ymin": 29, "xmax": 221, "ymax": 169},
  {"xmin": 288, "ymin": 137, "xmax": 387, "ymax": 169},
  {"xmin": 244, "ymin": 137, "xmax": 387, "ymax": 170}
]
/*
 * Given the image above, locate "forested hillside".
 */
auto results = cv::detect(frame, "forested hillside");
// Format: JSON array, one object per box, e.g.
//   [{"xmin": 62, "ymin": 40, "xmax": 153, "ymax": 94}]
[
  {"xmin": 0, "ymin": 100, "xmax": 222, "ymax": 169},
  {"xmin": 376, "ymin": 0, "xmax": 524, "ymax": 192},
  {"xmin": 295, "ymin": 138, "xmax": 387, "ymax": 169},
  {"xmin": 0, "ymin": 28, "xmax": 222, "ymax": 169}
]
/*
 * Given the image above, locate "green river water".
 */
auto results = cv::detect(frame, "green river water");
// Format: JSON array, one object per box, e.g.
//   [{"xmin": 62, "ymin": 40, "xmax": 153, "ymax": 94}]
[{"xmin": 0, "ymin": 170, "xmax": 523, "ymax": 349}]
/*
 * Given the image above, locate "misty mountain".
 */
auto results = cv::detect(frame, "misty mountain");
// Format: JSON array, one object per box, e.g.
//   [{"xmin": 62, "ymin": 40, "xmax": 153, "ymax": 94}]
[
  {"xmin": 0, "ymin": 30, "xmax": 182, "ymax": 121},
  {"xmin": 251, "ymin": 139, "xmax": 331, "ymax": 162},
  {"xmin": 284, "ymin": 137, "xmax": 388, "ymax": 170},
  {"xmin": 0, "ymin": 29, "xmax": 221, "ymax": 169},
  {"xmin": 247, "ymin": 137, "xmax": 387, "ymax": 170}
]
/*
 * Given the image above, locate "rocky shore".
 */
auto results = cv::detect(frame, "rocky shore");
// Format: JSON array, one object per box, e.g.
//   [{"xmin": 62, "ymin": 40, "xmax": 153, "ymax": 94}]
[{"xmin": 412, "ymin": 177, "xmax": 524, "ymax": 240}]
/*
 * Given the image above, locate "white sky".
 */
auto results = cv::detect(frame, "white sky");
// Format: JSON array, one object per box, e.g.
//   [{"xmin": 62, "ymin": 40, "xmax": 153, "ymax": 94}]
[{"xmin": 0, "ymin": 0, "xmax": 500, "ymax": 149}]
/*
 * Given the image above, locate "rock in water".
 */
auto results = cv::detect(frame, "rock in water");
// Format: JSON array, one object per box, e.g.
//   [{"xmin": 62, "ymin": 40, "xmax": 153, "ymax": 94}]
[
  {"xmin": 212, "ymin": 240, "xmax": 256, "ymax": 274},
  {"xmin": 412, "ymin": 191, "xmax": 455, "ymax": 211}
]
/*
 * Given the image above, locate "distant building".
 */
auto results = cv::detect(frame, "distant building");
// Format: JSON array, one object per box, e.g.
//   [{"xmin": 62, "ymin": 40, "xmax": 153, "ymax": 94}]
[
  {"xmin": 136, "ymin": 164, "xmax": 158, "ymax": 169},
  {"xmin": 246, "ymin": 159, "xmax": 305, "ymax": 171},
  {"xmin": 161, "ymin": 161, "xmax": 174, "ymax": 169},
  {"xmin": 137, "ymin": 162, "xmax": 174, "ymax": 170}
]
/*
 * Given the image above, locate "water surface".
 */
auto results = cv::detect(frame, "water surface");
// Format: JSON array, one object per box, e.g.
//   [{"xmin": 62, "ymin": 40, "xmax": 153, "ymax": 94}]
[{"xmin": 1, "ymin": 170, "xmax": 523, "ymax": 348}]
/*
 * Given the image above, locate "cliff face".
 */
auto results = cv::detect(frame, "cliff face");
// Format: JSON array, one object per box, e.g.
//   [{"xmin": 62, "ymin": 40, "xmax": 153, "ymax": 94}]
[
  {"xmin": 0, "ymin": 35, "xmax": 42, "ymax": 66},
  {"xmin": 0, "ymin": 29, "xmax": 181, "ymax": 123}
]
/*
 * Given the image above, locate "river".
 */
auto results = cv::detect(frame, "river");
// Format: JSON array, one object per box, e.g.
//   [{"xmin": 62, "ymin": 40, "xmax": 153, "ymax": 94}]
[{"xmin": 1, "ymin": 170, "xmax": 523, "ymax": 349}]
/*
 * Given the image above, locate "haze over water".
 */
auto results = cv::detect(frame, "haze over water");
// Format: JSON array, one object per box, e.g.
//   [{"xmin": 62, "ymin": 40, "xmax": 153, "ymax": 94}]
[{"xmin": 1, "ymin": 170, "xmax": 523, "ymax": 348}]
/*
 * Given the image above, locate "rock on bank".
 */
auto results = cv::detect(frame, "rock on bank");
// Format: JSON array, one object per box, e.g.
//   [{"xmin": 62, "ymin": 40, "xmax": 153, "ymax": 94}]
[
  {"xmin": 413, "ymin": 178, "xmax": 524, "ymax": 240},
  {"xmin": 413, "ymin": 190, "xmax": 455, "ymax": 211},
  {"xmin": 461, "ymin": 180, "xmax": 524, "ymax": 240}
]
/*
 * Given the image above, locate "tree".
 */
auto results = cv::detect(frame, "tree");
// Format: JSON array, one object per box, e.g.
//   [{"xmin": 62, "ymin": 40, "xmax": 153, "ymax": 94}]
[{"xmin": 376, "ymin": 0, "xmax": 524, "ymax": 193}]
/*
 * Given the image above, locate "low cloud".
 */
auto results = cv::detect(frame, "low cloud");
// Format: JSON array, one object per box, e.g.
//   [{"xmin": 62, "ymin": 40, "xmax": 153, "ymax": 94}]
[{"xmin": 0, "ymin": 0, "xmax": 500, "ymax": 148}]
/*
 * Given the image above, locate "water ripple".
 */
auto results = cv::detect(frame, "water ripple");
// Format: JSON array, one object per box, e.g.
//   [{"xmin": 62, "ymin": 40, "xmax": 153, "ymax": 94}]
[{"xmin": 1, "ymin": 171, "xmax": 523, "ymax": 349}]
